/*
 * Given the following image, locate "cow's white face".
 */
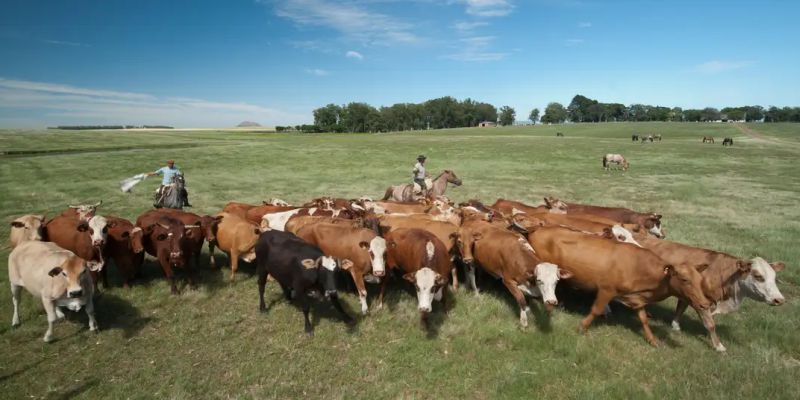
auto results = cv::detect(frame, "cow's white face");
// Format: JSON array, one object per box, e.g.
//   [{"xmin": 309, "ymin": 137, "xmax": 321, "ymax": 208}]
[
  {"xmin": 320, "ymin": 256, "xmax": 338, "ymax": 271},
  {"xmin": 11, "ymin": 215, "xmax": 44, "ymax": 242},
  {"xmin": 534, "ymin": 263, "xmax": 570, "ymax": 306},
  {"xmin": 611, "ymin": 225, "xmax": 642, "ymax": 247},
  {"xmin": 412, "ymin": 267, "xmax": 438, "ymax": 313},
  {"xmin": 368, "ymin": 237, "xmax": 387, "ymax": 276},
  {"xmin": 87, "ymin": 216, "xmax": 108, "ymax": 247},
  {"xmin": 741, "ymin": 257, "xmax": 785, "ymax": 305}
]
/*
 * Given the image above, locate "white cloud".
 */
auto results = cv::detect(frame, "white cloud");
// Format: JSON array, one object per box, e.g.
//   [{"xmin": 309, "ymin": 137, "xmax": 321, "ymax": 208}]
[
  {"xmin": 345, "ymin": 50, "xmax": 364, "ymax": 60},
  {"xmin": 443, "ymin": 35, "xmax": 508, "ymax": 62},
  {"xmin": 455, "ymin": 0, "xmax": 514, "ymax": 17},
  {"xmin": 271, "ymin": 0, "xmax": 419, "ymax": 45},
  {"xmin": 453, "ymin": 21, "xmax": 489, "ymax": 32},
  {"xmin": 565, "ymin": 38, "xmax": 584, "ymax": 46},
  {"xmin": 0, "ymin": 78, "xmax": 306, "ymax": 127},
  {"xmin": 695, "ymin": 60, "xmax": 754, "ymax": 74},
  {"xmin": 304, "ymin": 68, "xmax": 330, "ymax": 76},
  {"xmin": 578, "ymin": 21, "xmax": 592, "ymax": 28}
]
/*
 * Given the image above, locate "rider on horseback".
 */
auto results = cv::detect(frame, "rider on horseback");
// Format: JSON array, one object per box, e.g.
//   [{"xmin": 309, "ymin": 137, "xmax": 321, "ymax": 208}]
[
  {"xmin": 413, "ymin": 155, "xmax": 430, "ymax": 196},
  {"xmin": 148, "ymin": 160, "xmax": 192, "ymax": 207}
]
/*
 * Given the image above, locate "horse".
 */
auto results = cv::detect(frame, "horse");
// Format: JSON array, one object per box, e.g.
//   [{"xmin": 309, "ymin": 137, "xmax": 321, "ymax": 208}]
[
  {"xmin": 155, "ymin": 175, "xmax": 187, "ymax": 210},
  {"xmin": 702, "ymin": 136, "xmax": 715, "ymax": 144},
  {"xmin": 383, "ymin": 170, "xmax": 462, "ymax": 202},
  {"xmin": 722, "ymin": 137, "xmax": 734, "ymax": 146},
  {"xmin": 653, "ymin": 134, "xmax": 662, "ymax": 141},
  {"xmin": 603, "ymin": 154, "xmax": 629, "ymax": 171},
  {"xmin": 556, "ymin": 132, "xmax": 564, "ymax": 137},
  {"xmin": 631, "ymin": 134, "xmax": 639, "ymax": 142},
  {"xmin": 641, "ymin": 135, "xmax": 654, "ymax": 143}
]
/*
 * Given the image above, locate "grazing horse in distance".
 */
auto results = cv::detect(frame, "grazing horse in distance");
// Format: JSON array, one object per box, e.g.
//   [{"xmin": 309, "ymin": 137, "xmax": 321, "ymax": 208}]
[
  {"xmin": 702, "ymin": 136, "xmax": 715, "ymax": 144},
  {"xmin": 641, "ymin": 135, "xmax": 654, "ymax": 143},
  {"xmin": 653, "ymin": 134, "xmax": 662, "ymax": 141},
  {"xmin": 603, "ymin": 154, "xmax": 629, "ymax": 171},
  {"xmin": 556, "ymin": 132, "xmax": 564, "ymax": 137},
  {"xmin": 631, "ymin": 134, "xmax": 639, "ymax": 142},
  {"xmin": 722, "ymin": 137, "xmax": 734, "ymax": 146}
]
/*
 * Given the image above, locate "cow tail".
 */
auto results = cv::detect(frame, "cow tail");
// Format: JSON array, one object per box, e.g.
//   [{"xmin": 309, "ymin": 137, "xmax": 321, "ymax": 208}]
[{"xmin": 382, "ymin": 187, "xmax": 392, "ymax": 201}]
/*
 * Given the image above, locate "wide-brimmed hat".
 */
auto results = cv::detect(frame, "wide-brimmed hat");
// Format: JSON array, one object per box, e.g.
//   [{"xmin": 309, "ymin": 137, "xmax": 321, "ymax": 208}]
[
  {"xmin": 166, "ymin": 160, "xmax": 175, "ymax": 164},
  {"xmin": 417, "ymin": 155, "xmax": 426, "ymax": 160}
]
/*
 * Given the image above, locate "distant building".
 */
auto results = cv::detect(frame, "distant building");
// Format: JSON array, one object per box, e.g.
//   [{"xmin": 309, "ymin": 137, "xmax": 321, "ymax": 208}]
[{"xmin": 478, "ymin": 121, "xmax": 496, "ymax": 128}]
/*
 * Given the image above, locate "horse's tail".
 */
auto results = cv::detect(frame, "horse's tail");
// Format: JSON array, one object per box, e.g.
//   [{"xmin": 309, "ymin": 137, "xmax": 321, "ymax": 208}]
[
  {"xmin": 382, "ymin": 186, "xmax": 393, "ymax": 201},
  {"xmin": 602, "ymin": 155, "xmax": 607, "ymax": 168}
]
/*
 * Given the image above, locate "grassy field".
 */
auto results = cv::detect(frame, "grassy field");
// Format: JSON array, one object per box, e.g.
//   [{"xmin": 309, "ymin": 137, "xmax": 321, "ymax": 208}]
[{"xmin": 0, "ymin": 122, "xmax": 798, "ymax": 399}]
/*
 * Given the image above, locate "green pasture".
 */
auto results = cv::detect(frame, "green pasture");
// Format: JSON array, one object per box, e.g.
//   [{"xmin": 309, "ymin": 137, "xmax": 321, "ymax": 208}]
[{"xmin": 0, "ymin": 123, "xmax": 798, "ymax": 399}]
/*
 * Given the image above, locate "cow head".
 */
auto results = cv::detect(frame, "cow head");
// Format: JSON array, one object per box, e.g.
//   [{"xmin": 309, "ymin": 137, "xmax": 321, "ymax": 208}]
[
  {"xmin": 601, "ymin": 225, "xmax": 643, "ymax": 247},
  {"xmin": 638, "ymin": 214, "xmax": 664, "ymax": 238},
  {"xmin": 125, "ymin": 227, "xmax": 145, "ymax": 253},
  {"xmin": 10, "ymin": 214, "xmax": 45, "ymax": 244},
  {"xmin": 67, "ymin": 200, "xmax": 102, "ymax": 221},
  {"xmin": 265, "ymin": 198, "xmax": 291, "ymax": 207},
  {"xmin": 200, "ymin": 215, "xmax": 223, "ymax": 243},
  {"xmin": 77, "ymin": 215, "xmax": 109, "ymax": 247},
  {"xmin": 667, "ymin": 264, "xmax": 712, "ymax": 310},
  {"xmin": 534, "ymin": 263, "xmax": 572, "ymax": 310},
  {"xmin": 404, "ymin": 267, "xmax": 447, "ymax": 313},
  {"xmin": 359, "ymin": 236, "xmax": 387, "ymax": 277},
  {"xmin": 456, "ymin": 228, "xmax": 482, "ymax": 265},
  {"xmin": 543, "ymin": 197, "xmax": 568, "ymax": 214},
  {"xmin": 48, "ymin": 255, "xmax": 101, "ymax": 300},
  {"xmin": 739, "ymin": 257, "xmax": 785, "ymax": 305},
  {"xmin": 148, "ymin": 219, "xmax": 185, "ymax": 266},
  {"xmin": 312, "ymin": 256, "xmax": 339, "ymax": 297}
]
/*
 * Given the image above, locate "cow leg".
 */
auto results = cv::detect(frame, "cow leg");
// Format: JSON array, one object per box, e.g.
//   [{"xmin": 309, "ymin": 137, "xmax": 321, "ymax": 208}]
[
  {"xmin": 41, "ymin": 297, "xmax": 57, "ymax": 342},
  {"xmin": 161, "ymin": 260, "xmax": 179, "ymax": 295},
  {"xmin": 11, "ymin": 284, "xmax": 22, "ymax": 327},
  {"xmin": 299, "ymin": 292, "xmax": 314, "ymax": 337},
  {"xmin": 229, "ymin": 250, "xmax": 239, "ymax": 282},
  {"xmin": 377, "ymin": 276, "xmax": 389, "ymax": 310},
  {"xmin": 671, "ymin": 299, "xmax": 690, "ymax": 331},
  {"xmin": 257, "ymin": 267, "xmax": 269, "ymax": 312},
  {"xmin": 187, "ymin": 257, "xmax": 198, "ymax": 291},
  {"xmin": 637, "ymin": 308, "xmax": 660, "ymax": 347},
  {"xmin": 579, "ymin": 290, "xmax": 615, "ymax": 333},
  {"xmin": 350, "ymin": 270, "xmax": 369, "ymax": 315},
  {"xmin": 450, "ymin": 266, "xmax": 458, "ymax": 291},
  {"xmin": 208, "ymin": 241, "xmax": 217, "ymax": 269},
  {"xmin": 55, "ymin": 307, "xmax": 65, "ymax": 320},
  {"xmin": 466, "ymin": 263, "xmax": 479, "ymax": 293},
  {"xmin": 85, "ymin": 297, "xmax": 98, "ymax": 332},
  {"xmin": 328, "ymin": 293, "xmax": 354, "ymax": 325},
  {"xmin": 502, "ymin": 279, "xmax": 530, "ymax": 328},
  {"xmin": 696, "ymin": 307, "xmax": 726, "ymax": 352}
]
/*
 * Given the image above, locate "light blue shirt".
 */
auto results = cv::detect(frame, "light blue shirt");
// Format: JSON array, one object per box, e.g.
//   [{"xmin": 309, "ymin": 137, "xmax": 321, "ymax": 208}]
[{"xmin": 154, "ymin": 166, "xmax": 182, "ymax": 185}]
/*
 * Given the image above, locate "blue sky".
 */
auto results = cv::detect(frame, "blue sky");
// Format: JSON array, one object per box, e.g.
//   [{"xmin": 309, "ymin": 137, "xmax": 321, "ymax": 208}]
[{"xmin": 1, "ymin": 0, "xmax": 798, "ymax": 127}]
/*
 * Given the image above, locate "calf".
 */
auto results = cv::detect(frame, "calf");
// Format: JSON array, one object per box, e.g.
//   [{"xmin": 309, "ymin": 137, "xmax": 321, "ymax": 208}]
[
  {"xmin": 296, "ymin": 223, "xmax": 386, "ymax": 314},
  {"xmin": 457, "ymin": 219, "xmax": 568, "ymax": 327},
  {"xmin": 102, "ymin": 216, "xmax": 144, "ymax": 288},
  {"xmin": 636, "ymin": 235, "xmax": 784, "ymax": 351},
  {"xmin": 209, "ymin": 212, "xmax": 261, "ymax": 281},
  {"xmin": 136, "ymin": 214, "xmax": 195, "ymax": 294},
  {"xmin": 381, "ymin": 228, "xmax": 451, "ymax": 327},
  {"xmin": 9, "ymin": 214, "xmax": 45, "ymax": 248},
  {"xmin": 527, "ymin": 226, "xmax": 711, "ymax": 347},
  {"xmin": 255, "ymin": 230, "xmax": 352, "ymax": 336},
  {"xmin": 43, "ymin": 214, "xmax": 109, "ymax": 287},
  {"xmin": 564, "ymin": 202, "xmax": 664, "ymax": 238},
  {"xmin": 9, "ymin": 241, "xmax": 102, "ymax": 342}
]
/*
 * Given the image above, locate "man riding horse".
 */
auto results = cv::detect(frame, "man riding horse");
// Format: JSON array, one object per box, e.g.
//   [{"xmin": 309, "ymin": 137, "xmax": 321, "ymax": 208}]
[
  {"xmin": 148, "ymin": 160, "xmax": 192, "ymax": 208},
  {"xmin": 383, "ymin": 155, "xmax": 462, "ymax": 202},
  {"xmin": 413, "ymin": 155, "xmax": 430, "ymax": 194}
]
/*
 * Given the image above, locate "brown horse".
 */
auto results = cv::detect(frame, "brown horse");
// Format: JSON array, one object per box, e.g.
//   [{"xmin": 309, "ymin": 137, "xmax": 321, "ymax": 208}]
[
  {"xmin": 702, "ymin": 136, "xmax": 715, "ymax": 144},
  {"xmin": 383, "ymin": 170, "xmax": 462, "ymax": 202}
]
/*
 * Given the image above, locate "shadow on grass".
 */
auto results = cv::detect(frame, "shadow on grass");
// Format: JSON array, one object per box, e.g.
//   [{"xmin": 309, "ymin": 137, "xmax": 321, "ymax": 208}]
[
  {"xmin": 468, "ymin": 267, "xmax": 554, "ymax": 333},
  {"xmin": 0, "ymin": 358, "xmax": 46, "ymax": 383},
  {"xmin": 45, "ymin": 378, "xmax": 98, "ymax": 400},
  {"xmin": 94, "ymin": 293, "xmax": 154, "ymax": 339}
]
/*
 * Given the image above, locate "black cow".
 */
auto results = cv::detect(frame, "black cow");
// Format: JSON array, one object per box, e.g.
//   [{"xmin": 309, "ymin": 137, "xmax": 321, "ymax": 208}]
[
  {"xmin": 255, "ymin": 230, "xmax": 353, "ymax": 336},
  {"xmin": 632, "ymin": 134, "xmax": 639, "ymax": 141},
  {"xmin": 722, "ymin": 137, "xmax": 734, "ymax": 146},
  {"xmin": 556, "ymin": 132, "xmax": 564, "ymax": 137}
]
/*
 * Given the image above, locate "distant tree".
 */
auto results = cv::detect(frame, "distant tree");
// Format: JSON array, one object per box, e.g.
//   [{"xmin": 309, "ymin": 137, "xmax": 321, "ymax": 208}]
[
  {"xmin": 743, "ymin": 105, "xmax": 764, "ymax": 122},
  {"xmin": 340, "ymin": 102, "xmax": 381, "ymax": 133},
  {"xmin": 567, "ymin": 94, "xmax": 598, "ymax": 122},
  {"xmin": 605, "ymin": 103, "xmax": 626, "ymax": 122},
  {"xmin": 683, "ymin": 109, "xmax": 703, "ymax": 122},
  {"xmin": 670, "ymin": 107, "xmax": 683, "ymax": 121},
  {"xmin": 541, "ymin": 102, "xmax": 568, "ymax": 124},
  {"xmin": 701, "ymin": 107, "xmax": 721, "ymax": 122},
  {"xmin": 529, "ymin": 108, "xmax": 540, "ymax": 124},
  {"xmin": 313, "ymin": 104, "xmax": 343, "ymax": 132},
  {"xmin": 499, "ymin": 106, "xmax": 516, "ymax": 126}
]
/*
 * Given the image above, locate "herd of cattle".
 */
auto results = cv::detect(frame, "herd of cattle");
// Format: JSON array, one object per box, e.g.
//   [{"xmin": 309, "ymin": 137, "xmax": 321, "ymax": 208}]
[{"xmin": 7, "ymin": 193, "xmax": 787, "ymax": 351}]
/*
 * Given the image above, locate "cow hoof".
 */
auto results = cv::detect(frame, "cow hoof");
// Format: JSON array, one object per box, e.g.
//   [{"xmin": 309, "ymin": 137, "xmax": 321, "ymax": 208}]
[
  {"xmin": 55, "ymin": 309, "xmax": 66, "ymax": 320},
  {"xmin": 714, "ymin": 344, "xmax": 727, "ymax": 353},
  {"xmin": 11, "ymin": 321, "xmax": 20, "ymax": 328},
  {"xmin": 305, "ymin": 331, "xmax": 314, "ymax": 338},
  {"xmin": 647, "ymin": 339, "xmax": 661, "ymax": 348},
  {"xmin": 671, "ymin": 321, "xmax": 681, "ymax": 331},
  {"xmin": 43, "ymin": 334, "xmax": 53, "ymax": 343}
]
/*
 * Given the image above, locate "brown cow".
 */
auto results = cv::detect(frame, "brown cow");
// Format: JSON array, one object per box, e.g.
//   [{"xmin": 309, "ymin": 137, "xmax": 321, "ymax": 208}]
[
  {"xmin": 295, "ymin": 223, "xmax": 387, "ymax": 315},
  {"xmin": 102, "ymin": 216, "xmax": 144, "ymax": 288},
  {"xmin": 457, "ymin": 219, "xmax": 569, "ymax": 326},
  {"xmin": 136, "ymin": 214, "xmax": 196, "ymax": 294},
  {"xmin": 635, "ymin": 235, "xmax": 777, "ymax": 351},
  {"xmin": 527, "ymin": 226, "xmax": 711, "ymax": 347},
  {"xmin": 222, "ymin": 202, "xmax": 296, "ymax": 225},
  {"xmin": 564, "ymin": 202, "xmax": 664, "ymax": 238},
  {"xmin": 261, "ymin": 207, "xmax": 354, "ymax": 231},
  {"xmin": 9, "ymin": 214, "xmax": 45, "ymax": 248},
  {"xmin": 146, "ymin": 209, "xmax": 218, "ymax": 270},
  {"xmin": 491, "ymin": 197, "xmax": 567, "ymax": 216},
  {"xmin": 59, "ymin": 200, "xmax": 102, "ymax": 221},
  {"xmin": 43, "ymin": 214, "xmax": 109, "ymax": 287},
  {"xmin": 510, "ymin": 213, "xmax": 643, "ymax": 246},
  {"xmin": 209, "ymin": 212, "xmax": 261, "ymax": 281},
  {"xmin": 285, "ymin": 216, "xmax": 361, "ymax": 235},
  {"xmin": 380, "ymin": 228, "xmax": 451, "ymax": 327}
]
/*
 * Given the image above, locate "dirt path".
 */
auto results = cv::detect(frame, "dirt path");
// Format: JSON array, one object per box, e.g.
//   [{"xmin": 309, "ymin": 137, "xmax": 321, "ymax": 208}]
[{"xmin": 734, "ymin": 124, "xmax": 776, "ymax": 144}]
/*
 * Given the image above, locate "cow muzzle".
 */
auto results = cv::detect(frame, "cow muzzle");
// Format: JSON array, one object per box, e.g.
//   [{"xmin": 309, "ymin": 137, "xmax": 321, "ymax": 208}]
[
  {"xmin": 68, "ymin": 289, "xmax": 83, "ymax": 298},
  {"xmin": 462, "ymin": 258, "xmax": 474, "ymax": 265},
  {"xmin": 772, "ymin": 297, "xmax": 785, "ymax": 306},
  {"xmin": 92, "ymin": 239, "xmax": 105, "ymax": 247},
  {"xmin": 418, "ymin": 305, "xmax": 432, "ymax": 313}
]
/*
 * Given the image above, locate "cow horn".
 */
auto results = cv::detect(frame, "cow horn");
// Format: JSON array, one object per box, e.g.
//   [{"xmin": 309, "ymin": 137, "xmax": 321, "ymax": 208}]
[
  {"xmin": 157, "ymin": 222, "xmax": 170, "ymax": 229},
  {"xmin": 92, "ymin": 200, "xmax": 103, "ymax": 207},
  {"xmin": 184, "ymin": 224, "xmax": 200, "ymax": 229},
  {"xmin": 68, "ymin": 204, "xmax": 79, "ymax": 209}
]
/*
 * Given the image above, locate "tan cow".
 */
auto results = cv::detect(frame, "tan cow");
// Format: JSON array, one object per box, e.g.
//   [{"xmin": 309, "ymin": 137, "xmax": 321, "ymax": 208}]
[
  {"xmin": 9, "ymin": 214, "xmax": 45, "ymax": 248},
  {"xmin": 209, "ymin": 212, "xmax": 262, "ymax": 281},
  {"xmin": 295, "ymin": 223, "xmax": 387, "ymax": 315},
  {"xmin": 457, "ymin": 219, "xmax": 569, "ymax": 327},
  {"xmin": 9, "ymin": 241, "xmax": 102, "ymax": 342},
  {"xmin": 527, "ymin": 226, "xmax": 711, "ymax": 347},
  {"xmin": 510, "ymin": 213, "xmax": 642, "ymax": 246},
  {"xmin": 491, "ymin": 197, "xmax": 568, "ymax": 216}
]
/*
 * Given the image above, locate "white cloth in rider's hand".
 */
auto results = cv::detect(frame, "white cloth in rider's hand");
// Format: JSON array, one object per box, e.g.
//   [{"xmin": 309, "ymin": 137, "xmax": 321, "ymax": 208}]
[{"xmin": 119, "ymin": 173, "xmax": 148, "ymax": 193}]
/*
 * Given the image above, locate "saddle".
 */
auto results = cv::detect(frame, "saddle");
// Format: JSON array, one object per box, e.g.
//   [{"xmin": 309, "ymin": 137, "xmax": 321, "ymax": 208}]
[{"xmin": 412, "ymin": 178, "xmax": 433, "ymax": 195}]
